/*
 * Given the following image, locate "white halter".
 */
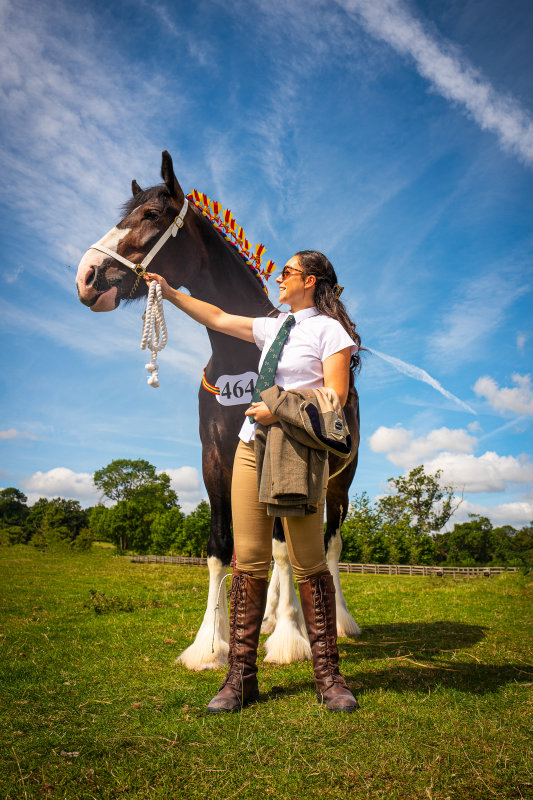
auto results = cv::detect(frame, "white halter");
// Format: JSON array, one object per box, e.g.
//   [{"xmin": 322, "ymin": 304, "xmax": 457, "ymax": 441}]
[{"xmin": 88, "ymin": 196, "xmax": 189, "ymax": 388}]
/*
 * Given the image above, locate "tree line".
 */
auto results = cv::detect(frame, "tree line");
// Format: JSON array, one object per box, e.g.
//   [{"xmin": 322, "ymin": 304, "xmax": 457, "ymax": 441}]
[
  {"xmin": 0, "ymin": 459, "xmax": 210, "ymax": 556},
  {"xmin": 1, "ymin": 461, "xmax": 531, "ymax": 567}
]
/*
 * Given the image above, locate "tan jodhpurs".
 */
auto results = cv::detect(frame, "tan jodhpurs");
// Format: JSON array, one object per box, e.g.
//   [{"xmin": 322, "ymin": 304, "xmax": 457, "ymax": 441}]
[{"xmin": 231, "ymin": 440, "xmax": 328, "ymax": 582}]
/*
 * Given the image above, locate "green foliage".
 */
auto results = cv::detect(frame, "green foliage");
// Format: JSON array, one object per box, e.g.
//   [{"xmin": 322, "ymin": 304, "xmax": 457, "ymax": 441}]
[
  {"xmin": 181, "ymin": 500, "xmax": 211, "ymax": 557},
  {"xmin": 93, "ymin": 458, "xmax": 166, "ymax": 503},
  {"xmin": 23, "ymin": 497, "xmax": 90, "ymax": 550},
  {"xmin": 151, "ymin": 507, "xmax": 185, "ymax": 554},
  {"xmin": 0, "ymin": 525, "xmax": 25, "ymax": 546},
  {"xmin": 435, "ymin": 516, "xmax": 533, "ymax": 567},
  {"xmin": 0, "ymin": 487, "xmax": 29, "ymax": 527},
  {"xmin": 380, "ymin": 465, "xmax": 458, "ymax": 537}
]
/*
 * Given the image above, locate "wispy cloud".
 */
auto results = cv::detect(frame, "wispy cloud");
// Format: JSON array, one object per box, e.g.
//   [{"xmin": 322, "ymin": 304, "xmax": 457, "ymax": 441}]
[
  {"xmin": 339, "ymin": 0, "xmax": 533, "ymax": 166},
  {"xmin": 0, "ymin": 297, "xmax": 210, "ymax": 381},
  {"xmin": 0, "ymin": 428, "xmax": 38, "ymax": 441},
  {"xmin": 428, "ymin": 266, "xmax": 530, "ymax": 365},
  {"xmin": 0, "ymin": 0, "xmax": 185, "ymax": 287},
  {"xmin": 368, "ymin": 347, "xmax": 476, "ymax": 414}
]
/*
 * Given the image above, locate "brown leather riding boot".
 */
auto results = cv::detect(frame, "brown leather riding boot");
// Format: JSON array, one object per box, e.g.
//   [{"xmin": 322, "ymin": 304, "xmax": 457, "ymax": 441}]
[
  {"xmin": 299, "ymin": 570, "xmax": 359, "ymax": 712},
  {"xmin": 207, "ymin": 570, "xmax": 268, "ymax": 714}
]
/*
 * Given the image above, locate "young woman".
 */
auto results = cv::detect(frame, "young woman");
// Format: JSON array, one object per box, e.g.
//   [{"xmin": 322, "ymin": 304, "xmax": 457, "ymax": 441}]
[{"xmin": 145, "ymin": 250, "xmax": 362, "ymax": 713}]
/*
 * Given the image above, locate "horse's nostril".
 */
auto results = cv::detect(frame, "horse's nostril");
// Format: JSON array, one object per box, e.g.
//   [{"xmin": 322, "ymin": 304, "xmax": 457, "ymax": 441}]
[{"xmin": 85, "ymin": 266, "xmax": 96, "ymax": 288}]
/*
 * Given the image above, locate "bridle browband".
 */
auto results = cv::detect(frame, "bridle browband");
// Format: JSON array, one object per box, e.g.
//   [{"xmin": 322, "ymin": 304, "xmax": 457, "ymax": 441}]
[{"xmin": 88, "ymin": 196, "xmax": 189, "ymax": 297}]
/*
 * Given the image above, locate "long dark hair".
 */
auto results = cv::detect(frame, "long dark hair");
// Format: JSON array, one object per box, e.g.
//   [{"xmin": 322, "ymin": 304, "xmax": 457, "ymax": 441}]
[{"xmin": 295, "ymin": 250, "xmax": 361, "ymax": 374}]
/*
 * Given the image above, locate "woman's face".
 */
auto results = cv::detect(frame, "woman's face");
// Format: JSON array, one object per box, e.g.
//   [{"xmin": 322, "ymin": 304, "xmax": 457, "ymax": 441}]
[{"xmin": 276, "ymin": 255, "xmax": 315, "ymax": 310}]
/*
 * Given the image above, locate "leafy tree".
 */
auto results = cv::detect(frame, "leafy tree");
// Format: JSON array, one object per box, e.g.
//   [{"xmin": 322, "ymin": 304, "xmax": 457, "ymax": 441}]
[
  {"xmin": 0, "ymin": 488, "xmax": 29, "ymax": 528},
  {"xmin": 341, "ymin": 492, "xmax": 384, "ymax": 562},
  {"xmin": 434, "ymin": 515, "xmax": 493, "ymax": 566},
  {"xmin": 88, "ymin": 505, "xmax": 113, "ymax": 542},
  {"xmin": 24, "ymin": 498, "xmax": 89, "ymax": 548},
  {"xmin": 0, "ymin": 525, "xmax": 26, "ymax": 545},
  {"xmin": 379, "ymin": 465, "xmax": 459, "ymax": 537},
  {"xmin": 513, "ymin": 522, "xmax": 533, "ymax": 568},
  {"xmin": 180, "ymin": 500, "xmax": 211, "ymax": 557},
  {"xmin": 94, "ymin": 459, "xmax": 166, "ymax": 503},
  {"xmin": 151, "ymin": 506, "xmax": 185, "ymax": 554}
]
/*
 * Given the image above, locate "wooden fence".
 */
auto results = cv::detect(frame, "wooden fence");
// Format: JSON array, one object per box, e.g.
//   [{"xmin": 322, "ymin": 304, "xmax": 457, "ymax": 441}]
[{"xmin": 127, "ymin": 554, "xmax": 518, "ymax": 577}]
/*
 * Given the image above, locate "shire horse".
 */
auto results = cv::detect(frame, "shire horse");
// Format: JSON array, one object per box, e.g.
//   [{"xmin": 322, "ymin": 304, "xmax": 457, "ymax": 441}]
[{"xmin": 76, "ymin": 151, "xmax": 361, "ymax": 670}]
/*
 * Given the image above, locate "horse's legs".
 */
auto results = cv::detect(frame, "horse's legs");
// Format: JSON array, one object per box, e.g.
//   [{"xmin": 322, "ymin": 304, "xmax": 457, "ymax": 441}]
[
  {"xmin": 175, "ymin": 555, "xmax": 231, "ymax": 670},
  {"xmin": 325, "ymin": 492, "xmax": 362, "ymax": 638},
  {"xmin": 262, "ymin": 519, "xmax": 311, "ymax": 663},
  {"xmin": 176, "ymin": 425, "xmax": 234, "ymax": 671}
]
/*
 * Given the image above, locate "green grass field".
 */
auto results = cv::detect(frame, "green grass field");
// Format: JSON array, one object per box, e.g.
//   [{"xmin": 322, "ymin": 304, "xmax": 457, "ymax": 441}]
[{"xmin": 1, "ymin": 546, "xmax": 532, "ymax": 800}]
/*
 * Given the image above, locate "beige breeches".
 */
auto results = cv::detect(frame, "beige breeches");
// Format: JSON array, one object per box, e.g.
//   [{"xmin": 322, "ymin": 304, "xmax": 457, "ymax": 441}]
[{"xmin": 231, "ymin": 440, "xmax": 328, "ymax": 582}]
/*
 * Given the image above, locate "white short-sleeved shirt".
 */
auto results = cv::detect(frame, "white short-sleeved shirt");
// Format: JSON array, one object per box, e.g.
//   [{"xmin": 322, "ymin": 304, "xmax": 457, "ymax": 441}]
[{"xmin": 239, "ymin": 306, "xmax": 357, "ymax": 442}]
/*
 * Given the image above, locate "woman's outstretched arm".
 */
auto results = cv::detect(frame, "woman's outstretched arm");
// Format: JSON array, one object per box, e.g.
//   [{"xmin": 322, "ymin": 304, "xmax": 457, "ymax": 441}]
[{"xmin": 145, "ymin": 272, "xmax": 255, "ymax": 342}]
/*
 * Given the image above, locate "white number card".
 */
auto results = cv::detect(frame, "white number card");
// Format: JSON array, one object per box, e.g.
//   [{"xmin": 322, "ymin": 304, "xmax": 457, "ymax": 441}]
[{"xmin": 215, "ymin": 371, "xmax": 258, "ymax": 406}]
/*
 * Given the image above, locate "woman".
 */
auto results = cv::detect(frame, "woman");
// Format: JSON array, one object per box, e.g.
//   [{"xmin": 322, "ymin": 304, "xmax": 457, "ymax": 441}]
[{"xmin": 145, "ymin": 250, "xmax": 361, "ymax": 713}]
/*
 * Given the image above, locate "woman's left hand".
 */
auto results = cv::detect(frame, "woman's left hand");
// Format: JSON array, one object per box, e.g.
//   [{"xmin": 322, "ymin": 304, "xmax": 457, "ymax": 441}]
[{"xmin": 244, "ymin": 402, "xmax": 279, "ymax": 425}]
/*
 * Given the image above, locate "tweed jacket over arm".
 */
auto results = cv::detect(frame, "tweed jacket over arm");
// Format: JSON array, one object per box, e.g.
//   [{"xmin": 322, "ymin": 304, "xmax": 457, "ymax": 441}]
[{"xmin": 253, "ymin": 386, "xmax": 352, "ymax": 517}]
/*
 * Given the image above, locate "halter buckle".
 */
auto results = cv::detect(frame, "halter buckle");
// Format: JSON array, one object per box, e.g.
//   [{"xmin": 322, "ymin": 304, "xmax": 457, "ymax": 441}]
[
  {"xmin": 133, "ymin": 264, "xmax": 146, "ymax": 277},
  {"xmin": 173, "ymin": 215, "xmax": 185, "ymax": 230}
]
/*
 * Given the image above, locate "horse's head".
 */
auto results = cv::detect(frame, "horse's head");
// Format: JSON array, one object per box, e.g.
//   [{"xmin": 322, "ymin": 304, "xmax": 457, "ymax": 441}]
[{"xmin": 76, "ymin": 151, "xmax": 192, "ymax": 311}]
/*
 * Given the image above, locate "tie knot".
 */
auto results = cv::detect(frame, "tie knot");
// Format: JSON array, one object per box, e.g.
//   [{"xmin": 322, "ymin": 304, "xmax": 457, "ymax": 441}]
[{"xmin": 284, "ymin": 314, "xmax": 296, "ymax": 329}]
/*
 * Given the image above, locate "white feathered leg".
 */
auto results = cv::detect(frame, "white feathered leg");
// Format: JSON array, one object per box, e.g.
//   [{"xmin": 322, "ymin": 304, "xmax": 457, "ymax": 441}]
[
  {"xmin": 261, "ymin": 561, "xmax": 280, "ymax": 634},
  {"xmin": 263, "ymin": 540, "xmax": 311, "ymax": 663},
  {"xmin": 326, "ymin": 528, "xmax": 362, "ymax": 637},
  {"xmin": 175, "ymin": 557, "xmax": 230, "ymax": 671}
]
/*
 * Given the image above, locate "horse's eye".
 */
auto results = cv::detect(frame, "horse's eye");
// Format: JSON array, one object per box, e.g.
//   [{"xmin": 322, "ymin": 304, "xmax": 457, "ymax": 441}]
[{"xmin": 143, "ymin": 210, "xmax": 159, "ymax": 221}]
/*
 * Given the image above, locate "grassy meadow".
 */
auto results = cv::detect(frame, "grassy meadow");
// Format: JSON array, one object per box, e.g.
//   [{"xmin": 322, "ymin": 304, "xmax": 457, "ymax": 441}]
[{"xmin": 0, "ymin": 545, "xmax": 532, "ymax": 800}]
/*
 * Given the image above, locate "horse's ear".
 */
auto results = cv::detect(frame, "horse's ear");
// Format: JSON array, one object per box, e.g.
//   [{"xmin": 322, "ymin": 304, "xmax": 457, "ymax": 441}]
[
  {"xmin": 132, "ymin": 180, "xmax": 143, "ymax": 197},
  {"xmin": 161, "ymin": 150, "xmax": 184, "ymax": 201}
]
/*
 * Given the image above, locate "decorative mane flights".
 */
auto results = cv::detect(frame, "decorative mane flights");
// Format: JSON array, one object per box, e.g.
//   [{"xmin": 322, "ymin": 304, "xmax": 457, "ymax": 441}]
[{"xmin": 187, "ymin": 190, "xmax": 277, "ymax": 291}]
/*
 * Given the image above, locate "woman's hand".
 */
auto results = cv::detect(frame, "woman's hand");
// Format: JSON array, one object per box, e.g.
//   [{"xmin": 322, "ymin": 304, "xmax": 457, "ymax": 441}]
[
  {"xmin": 245, "ymin": 402, "xmax": 279, "ymax": 426},
  {"xmin": 144, "ymin": 272, "xmax": 172, "ymax": 300}
]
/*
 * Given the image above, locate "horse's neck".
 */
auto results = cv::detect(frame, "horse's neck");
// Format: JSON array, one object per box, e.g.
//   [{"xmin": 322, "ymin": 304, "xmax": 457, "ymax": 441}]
[{"xmin": 180, "ymin": 227, "xmax": 276, "ymax": 371}]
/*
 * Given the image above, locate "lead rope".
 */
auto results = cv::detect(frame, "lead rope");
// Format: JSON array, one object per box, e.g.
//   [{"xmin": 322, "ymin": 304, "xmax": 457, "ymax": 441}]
[{"xmin": 140, "ymin": 280, "xmax": 167, "ymax": 387}]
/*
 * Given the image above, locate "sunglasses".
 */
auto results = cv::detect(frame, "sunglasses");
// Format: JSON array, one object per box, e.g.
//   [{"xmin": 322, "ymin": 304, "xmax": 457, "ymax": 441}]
[{"xmin": 279, "ymin": 266, "xmax": 304, "ymax": 281}]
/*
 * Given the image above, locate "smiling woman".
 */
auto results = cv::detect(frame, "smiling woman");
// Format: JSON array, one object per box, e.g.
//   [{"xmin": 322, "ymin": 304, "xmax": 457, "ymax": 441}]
[{"xmin": 147, "ymin": 246, "xmax": 362, "ymax": 713}]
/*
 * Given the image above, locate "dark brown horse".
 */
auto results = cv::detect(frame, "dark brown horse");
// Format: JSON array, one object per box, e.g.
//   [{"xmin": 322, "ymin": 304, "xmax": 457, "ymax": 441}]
[{"xmin": 76, "ymin": 151, "xmax": 360, "ymax": 670}]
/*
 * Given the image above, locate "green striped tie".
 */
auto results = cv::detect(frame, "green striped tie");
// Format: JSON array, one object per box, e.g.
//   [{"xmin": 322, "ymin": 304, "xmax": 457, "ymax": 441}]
[{"xmin": 251, "ymin": 315, "xmax": 296, "ymax": 404}]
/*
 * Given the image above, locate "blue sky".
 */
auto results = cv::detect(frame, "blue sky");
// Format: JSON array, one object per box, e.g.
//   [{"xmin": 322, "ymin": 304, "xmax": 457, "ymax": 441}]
[{"xmin": 1, "ymin": 0, "xmax": 532, "ymax": 522}]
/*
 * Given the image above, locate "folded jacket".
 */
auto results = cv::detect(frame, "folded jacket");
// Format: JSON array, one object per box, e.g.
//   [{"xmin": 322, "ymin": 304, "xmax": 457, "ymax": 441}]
[{"xmin": 254, "ymin": 386, "xmax": 352, "ymax": 517}]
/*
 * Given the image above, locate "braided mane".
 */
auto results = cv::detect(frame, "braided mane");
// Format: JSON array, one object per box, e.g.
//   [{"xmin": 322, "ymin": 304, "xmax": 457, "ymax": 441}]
[{"xmin": 187, "ymin": 190, "xmax": 278, "ymax": 293}]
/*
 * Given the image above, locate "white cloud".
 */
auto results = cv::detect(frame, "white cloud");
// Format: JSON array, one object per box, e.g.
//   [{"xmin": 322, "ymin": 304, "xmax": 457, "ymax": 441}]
[
  {"xmin": 369, "ymin": 425, "xmax": 476, "ymax": 467},
  {"xmin": 474, "ymin": 374, "xmax": 533, "ymax": 416},
  {"xmin": 454, "ymin": 498, "xmax": 533, "ymax": 527},
  {"xmin": 161, "ymin": 466, "xmax": 206, "ymax": 514},
  {"xmin": 424, "ymin": 451, "xmax": 533, "ymax": 494},
  {"xmin": 369, "ymin": 424, "xmax": 533, "ymax": 493},
  {"xmin": 0, "ymin": 428, "xmax": 38, "ymax": 440},
  {"xmin": 339, "ymin": 0, "xmax": 533, "ymax": 166},
  {"xmin": 21, "ymin": 467, "xmax": 99, "ymax": 506}
]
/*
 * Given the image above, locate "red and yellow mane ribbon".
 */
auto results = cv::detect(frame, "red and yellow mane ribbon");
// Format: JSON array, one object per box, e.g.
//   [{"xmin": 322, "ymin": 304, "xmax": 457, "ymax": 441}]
[{"xmin": 187, "ymin": 190, "xmax": 277, "ymax": 292}]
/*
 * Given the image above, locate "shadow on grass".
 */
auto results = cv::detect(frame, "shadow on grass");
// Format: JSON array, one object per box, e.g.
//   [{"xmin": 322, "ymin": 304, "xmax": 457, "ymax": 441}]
[
  {"xmin": 255, "ymin": 622, "xmax": 532, "ymax": 700},
  {"xmin": 348, "ymin": 621, "xmax": 487, "ymax": 658}
]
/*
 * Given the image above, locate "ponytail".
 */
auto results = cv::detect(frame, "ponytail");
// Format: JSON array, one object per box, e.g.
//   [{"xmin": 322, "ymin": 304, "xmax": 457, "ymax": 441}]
[{"xmin": 295, "ymin": 250, "xmax": 361, "ymax": 374}]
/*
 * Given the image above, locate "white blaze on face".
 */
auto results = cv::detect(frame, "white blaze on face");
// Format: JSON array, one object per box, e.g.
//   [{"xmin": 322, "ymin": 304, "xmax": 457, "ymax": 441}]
[{"xmin": 76, "ymin": 224, "xmax": 132, "ymax": 312}]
